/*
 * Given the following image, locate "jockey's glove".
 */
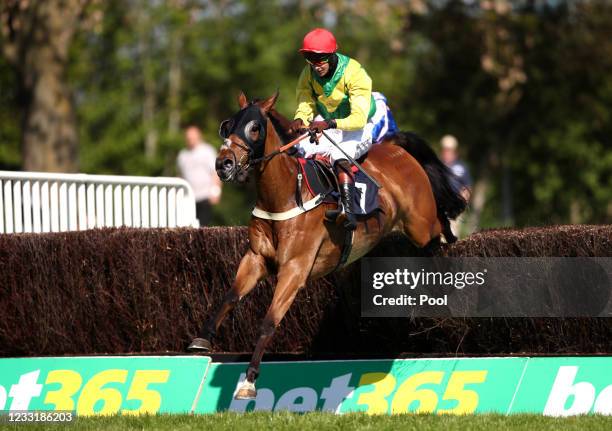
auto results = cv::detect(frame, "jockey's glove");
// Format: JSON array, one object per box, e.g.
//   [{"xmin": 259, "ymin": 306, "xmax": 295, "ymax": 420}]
[
  {"xmin": 309, "ymin": 119, "xmax": 336, "ymax": 133},
  {"xmin": 289, "ymin": 119, "xmax": 305, "ymax": 134}
]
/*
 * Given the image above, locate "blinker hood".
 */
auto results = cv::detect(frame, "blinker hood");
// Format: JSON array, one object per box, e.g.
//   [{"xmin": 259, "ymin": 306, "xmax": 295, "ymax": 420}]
[{"xmin": 219, "ymin": 104, "xmax": 267, "ymax": 159}]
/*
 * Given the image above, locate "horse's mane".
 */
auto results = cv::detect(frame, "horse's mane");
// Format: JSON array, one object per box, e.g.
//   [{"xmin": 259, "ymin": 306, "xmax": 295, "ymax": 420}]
[
  {"xmin": 246, "ymin": 97, "xmax": 298, "ymax": 144},
  {"xmin": 267, "ymin": 108, "xmax": 300, "ymax": 144}
]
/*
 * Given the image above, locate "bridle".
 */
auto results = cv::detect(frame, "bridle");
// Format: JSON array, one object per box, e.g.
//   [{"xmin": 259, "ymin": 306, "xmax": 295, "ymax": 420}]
[{"xmin": 218, "ymin": 106, "xmax": 316, "ymax": 181}]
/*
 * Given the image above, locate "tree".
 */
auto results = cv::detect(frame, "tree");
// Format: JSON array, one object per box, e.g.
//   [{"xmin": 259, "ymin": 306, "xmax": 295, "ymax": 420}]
[
  {"xmin": 0, "ymin": 0, "xmax": 99, "ymax": 172},
  {"xmin": 1, "ymin": 0, "xmax": 609, "ymax": 226}
]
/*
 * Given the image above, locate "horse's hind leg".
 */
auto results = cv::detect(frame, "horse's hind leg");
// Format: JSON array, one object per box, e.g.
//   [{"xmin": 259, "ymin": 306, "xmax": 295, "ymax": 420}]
[
  {"xmin": 188, "ymin": 250, "xmax": 267, "ymax": 351},
  {"xmin": 423, "ymin": 235, "xmax": 441, "ymax": 256},
  {"xmin": 403, "ymin": 212, "xmax": 442, "ymax": 251}
]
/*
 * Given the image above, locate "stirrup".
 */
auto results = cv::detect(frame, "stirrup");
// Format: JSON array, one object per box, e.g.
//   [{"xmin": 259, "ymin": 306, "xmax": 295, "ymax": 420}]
[
  {"xmin": 325, "ymin": 208, "xmax": 341, "ymax": 222},
  {"xmin": 324, "ymin": 208, "xmax": 356, "ymax": 230}
]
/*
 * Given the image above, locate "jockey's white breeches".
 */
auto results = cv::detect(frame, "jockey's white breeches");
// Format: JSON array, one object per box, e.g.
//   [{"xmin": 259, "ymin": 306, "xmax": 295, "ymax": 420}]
[
  {"xmin": 296, "ymin": 93, "xmax": 391, "ymax": 164},
  {"xmin": 296, "ymin": 124, "xmax": 373, "ymax": 164}
]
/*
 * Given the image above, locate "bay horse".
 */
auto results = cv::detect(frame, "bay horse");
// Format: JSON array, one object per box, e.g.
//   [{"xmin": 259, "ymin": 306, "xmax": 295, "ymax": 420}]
[{"xmin": 188, "ymin": 91, "xmax": 466, "ymax": 399}]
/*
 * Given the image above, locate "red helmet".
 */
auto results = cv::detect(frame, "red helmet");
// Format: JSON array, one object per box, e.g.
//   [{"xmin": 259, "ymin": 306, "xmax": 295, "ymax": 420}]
[{"xmin": 299, "ymin": 28, "xmax": 338, "ymax": 54}]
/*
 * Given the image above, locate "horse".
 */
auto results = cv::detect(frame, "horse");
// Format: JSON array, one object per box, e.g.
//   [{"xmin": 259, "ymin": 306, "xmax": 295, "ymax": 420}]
[{"xmin": 188, "ymin": 91, "xmax": 466, "ymax": 399}]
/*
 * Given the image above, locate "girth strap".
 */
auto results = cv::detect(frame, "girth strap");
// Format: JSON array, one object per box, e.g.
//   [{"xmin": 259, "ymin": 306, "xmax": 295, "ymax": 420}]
[{"xmin": 295, "ymin": 171, "xmax": 304, "ymax": 210}]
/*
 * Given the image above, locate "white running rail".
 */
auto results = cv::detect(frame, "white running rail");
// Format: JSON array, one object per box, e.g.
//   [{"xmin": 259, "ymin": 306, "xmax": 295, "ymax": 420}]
[{"xmin": 0, "ymin": 171, "xmax": 199, "ymax": 234}]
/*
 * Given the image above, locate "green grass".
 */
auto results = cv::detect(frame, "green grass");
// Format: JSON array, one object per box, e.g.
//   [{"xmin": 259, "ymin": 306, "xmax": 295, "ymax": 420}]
[{"xmin": 2, "ymin": 412, "xmax": 612, "ymax": 431}]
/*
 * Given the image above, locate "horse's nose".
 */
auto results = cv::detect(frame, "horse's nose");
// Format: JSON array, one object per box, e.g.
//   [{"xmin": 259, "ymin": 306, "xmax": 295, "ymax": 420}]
[
  {"xmin": 216, "ymin": 157, "xmax": 234, "ymax": 181},
  {"xmin": 216, "ymin": 157, "xmax": 233, "ymax": 171}
]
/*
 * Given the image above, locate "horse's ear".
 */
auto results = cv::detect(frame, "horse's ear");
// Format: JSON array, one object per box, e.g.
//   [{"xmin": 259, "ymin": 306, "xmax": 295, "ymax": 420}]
[
  {"xmin": 259, "ymin": 90, "xmax": 279, "ymax": 113},
  {"xmin": 238, "ymin": 91, "xmax": 248, "ymax": 109}
]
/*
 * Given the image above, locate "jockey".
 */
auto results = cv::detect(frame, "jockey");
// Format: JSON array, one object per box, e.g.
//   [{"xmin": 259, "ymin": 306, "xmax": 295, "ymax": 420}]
[{"xmin": 289, "ymin": 28, "xmax": 397, "ymax": 230}]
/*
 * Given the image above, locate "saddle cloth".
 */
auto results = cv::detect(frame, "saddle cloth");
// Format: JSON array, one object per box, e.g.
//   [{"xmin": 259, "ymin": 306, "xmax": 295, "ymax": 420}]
[{"xmin": 297, "ymin": 157, "xmax": 380, "ymax": 216}]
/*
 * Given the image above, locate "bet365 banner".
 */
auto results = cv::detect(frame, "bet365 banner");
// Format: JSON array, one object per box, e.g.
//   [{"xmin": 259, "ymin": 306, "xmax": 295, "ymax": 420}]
[
  {"xmin": 0, "ymin": 356, "xmax": 211, "ymax": 415},
  {"xmin": 196, "ymin": 358, "xmax": 525, "ymax": 414},
  {"xmin": 195, "ymin": 357, "xmax": 612, "ymax": 416},
  {"xmin": 3, "ymin": 356, "xmax": 611, "ymax": 416}
]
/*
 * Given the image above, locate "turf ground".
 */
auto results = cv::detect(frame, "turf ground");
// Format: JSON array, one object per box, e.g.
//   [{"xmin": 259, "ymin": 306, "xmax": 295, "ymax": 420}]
[{"xmin": 2, "ymin": 412, "xmax": 611, "ymax": 431}]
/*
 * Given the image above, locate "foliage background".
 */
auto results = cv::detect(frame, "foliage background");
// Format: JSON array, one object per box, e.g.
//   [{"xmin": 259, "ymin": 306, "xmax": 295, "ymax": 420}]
[{"xmin": 0, "ymin": 0, "xmax": 610, "ymax": 227}]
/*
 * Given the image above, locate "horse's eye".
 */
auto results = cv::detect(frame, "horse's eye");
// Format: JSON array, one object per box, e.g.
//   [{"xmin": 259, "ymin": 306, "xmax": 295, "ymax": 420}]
[{"xmin": 245, "ymin": 120, "xmax": 261, "ymax": 142}]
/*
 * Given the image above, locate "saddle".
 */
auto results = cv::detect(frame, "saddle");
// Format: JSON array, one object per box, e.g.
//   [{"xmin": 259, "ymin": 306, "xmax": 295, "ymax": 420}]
[
  {"xmin": 295, "ymin": 156, "xmax": 381, "ymax": 217},
  {"xmin": 295, "ymin": 157, "xmax": 337, "ymax": 208},
  {"xmin": 293, "ymin": 155, "xmax": 380, "ymax": 270}
]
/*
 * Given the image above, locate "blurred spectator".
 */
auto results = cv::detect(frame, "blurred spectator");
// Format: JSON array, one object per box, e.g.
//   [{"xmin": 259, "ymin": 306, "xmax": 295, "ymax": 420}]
[
  {"xmin": 440, "ymin": 134, "xmax": 472, "ymax": 237},
  {"xmin": 177, "ymin": 126, "xmax": 221, "ymax": 226}
]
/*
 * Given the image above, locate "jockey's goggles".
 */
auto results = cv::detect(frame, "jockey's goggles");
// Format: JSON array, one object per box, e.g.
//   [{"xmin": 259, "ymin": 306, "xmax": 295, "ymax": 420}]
[{"xmin": 303, "ymin": 52, "xmax": 331, "ymax": 66}]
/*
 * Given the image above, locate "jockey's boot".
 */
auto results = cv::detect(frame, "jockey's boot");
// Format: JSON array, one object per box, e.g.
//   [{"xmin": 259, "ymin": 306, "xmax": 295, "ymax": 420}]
[{"xmin": 325, "ymin": 160, "xmax": 357, "ymax": 230}]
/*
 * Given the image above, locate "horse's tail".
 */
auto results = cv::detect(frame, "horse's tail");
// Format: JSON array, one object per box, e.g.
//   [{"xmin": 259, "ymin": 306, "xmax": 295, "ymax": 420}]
[{"xmin": 391, "ymin": 131, "xmax": 467, "ymax": 243}]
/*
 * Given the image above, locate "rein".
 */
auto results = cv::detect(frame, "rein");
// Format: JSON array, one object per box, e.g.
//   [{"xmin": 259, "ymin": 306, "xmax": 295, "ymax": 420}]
[
  {"xmin": 249, "ymin": 131, "xmax": 318, "ymax": 166},
  {"xmin": 225, "ymin": 130, "xmax": 319, "ymax": 181}
]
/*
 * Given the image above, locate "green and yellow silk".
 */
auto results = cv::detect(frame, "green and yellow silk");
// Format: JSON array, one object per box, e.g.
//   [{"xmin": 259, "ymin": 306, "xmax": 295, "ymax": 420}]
[{"xmin": 294, "ymin": 53, "xmax": 375, "ymax": 131}]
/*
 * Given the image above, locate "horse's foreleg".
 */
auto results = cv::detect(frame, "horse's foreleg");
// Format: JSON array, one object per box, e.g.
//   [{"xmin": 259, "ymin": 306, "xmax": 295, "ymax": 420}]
[
  {"xmin": 235, "ymin": 260, "xmax": 309, "ymax": 399},
  {"xmin": 188, "ymin": 250, "xmax": 267, "ymax": 351}
]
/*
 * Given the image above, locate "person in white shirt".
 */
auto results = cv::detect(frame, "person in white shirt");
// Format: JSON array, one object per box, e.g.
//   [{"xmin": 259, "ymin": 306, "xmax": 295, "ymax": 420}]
[
  {"xmin": 440, "ymin": 135, "xmax": 472, "ymax": 238},
  {"xmin": 177, "ymin": 126, "xmax": 222, "ymax": 226}
]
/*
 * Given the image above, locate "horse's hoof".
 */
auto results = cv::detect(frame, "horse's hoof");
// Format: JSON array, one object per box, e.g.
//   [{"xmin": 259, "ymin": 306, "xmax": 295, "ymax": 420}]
[
  {"xmin": 234, "ymin": 380, "xmax": 257, "ymax": 400},
  {"xmin": 187, "ymin": 337, "xmax": 212, "ymax": 352}
]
